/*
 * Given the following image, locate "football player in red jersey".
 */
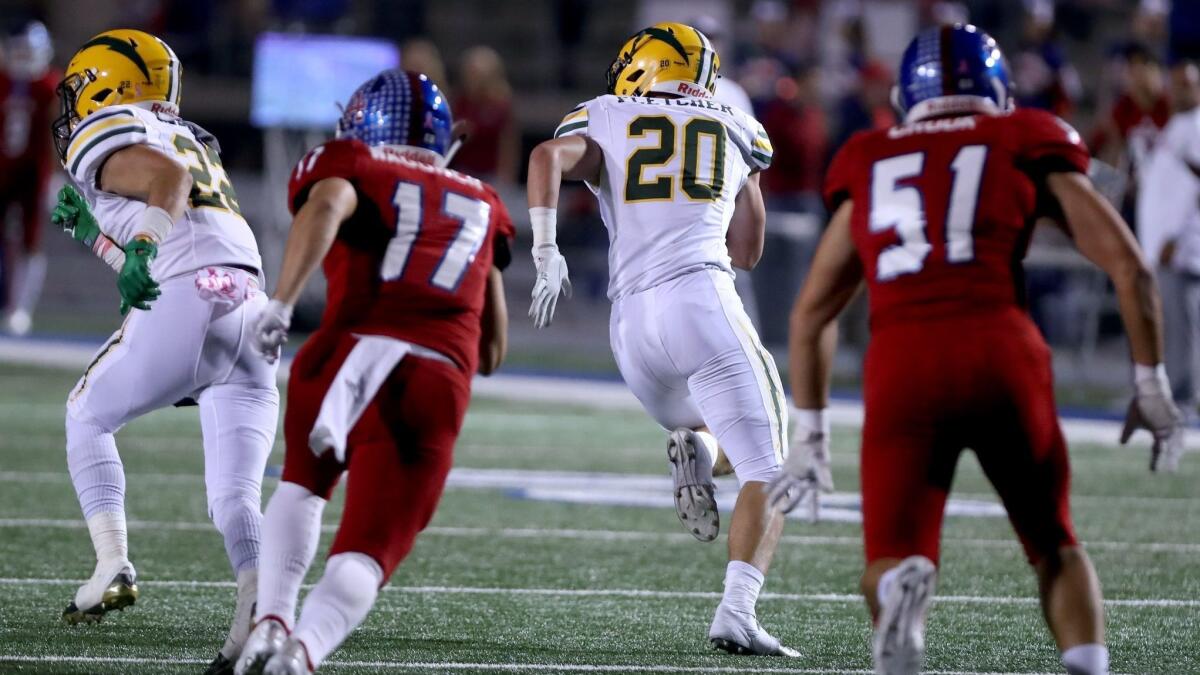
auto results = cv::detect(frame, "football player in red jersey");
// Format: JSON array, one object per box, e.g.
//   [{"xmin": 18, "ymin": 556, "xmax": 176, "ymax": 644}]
[
  {"xmin": 767, "ymin": 25, "xmax": 1185, "ymax": 675},
  {"xmin": 0, "ymin": 21, "xmax": 58, "ymax": 335},
  {"xmin": 235, "ymin": 70, "xmax": 513, "ymax": 675}
]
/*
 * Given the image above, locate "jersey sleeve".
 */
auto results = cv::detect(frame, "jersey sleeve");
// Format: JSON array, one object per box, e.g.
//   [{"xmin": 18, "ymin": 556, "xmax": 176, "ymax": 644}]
[
  {"xmin": 553, "ymin": 101, "xmax": 591, "ymax": 138},
  {"xmin": 823, "ymin": 133, "xmax": 863, "ymax": 211},
  {"xmin": 287, "ymin": 139, "xmax": 365, "ymax": 214},
  {"xmin": 65, "ymin": 107, "xmax": 150, "ymax": 187},
  {"xmin": 728, "ymin": 110, "xmax": 773, "ymax": 172},
  {"xmin": 484, "ymin": 186, "xmax": 515, "ymax": 271},
  {"xmin": 1012, "ymin": 109, "xmax": 1090, "ymax": 176}
]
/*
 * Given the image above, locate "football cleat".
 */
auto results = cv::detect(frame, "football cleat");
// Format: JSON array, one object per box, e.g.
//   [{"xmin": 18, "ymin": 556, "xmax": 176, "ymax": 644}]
[
  {"xmin": 873, "ymin": 555, "xmax": 937, "ymax": 675},
  {"xmin": 62, "ymin": 560, "xmax": 138, "ymax": 625},
  {"xmin": 263, "ymin": 638, "xmax": 312, "ymax": 675},
  {"xmin": 708, "ymin": 603, "xmax": 799, "ymax": 657},
  {"xmin": 235, "ymin": 616, "xmax": 289, "ymax": 675},
  {"xmin": 666, "ymin": 428, "xmax": 719, "ymax": 542},
  {"xmin": 205, "ymin": 652, "xmax": 234, "ymax": 675}
]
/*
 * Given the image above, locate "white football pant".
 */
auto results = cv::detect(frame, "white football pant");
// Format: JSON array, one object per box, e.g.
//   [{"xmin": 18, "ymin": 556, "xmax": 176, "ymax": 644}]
[
  {"xmin": 609, "ymin": 268, "xmax": 787, "ymax": 485},
  {"xmin": 66, "ymin": 268, "xmax": 279, "ymax": 573}
]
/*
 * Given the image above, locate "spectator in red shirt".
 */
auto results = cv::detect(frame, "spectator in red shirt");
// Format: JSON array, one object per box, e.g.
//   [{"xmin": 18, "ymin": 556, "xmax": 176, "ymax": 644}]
[
  {"xmin": 759, "ymin": 64, "xmax": 827, "ymax": 213},
  {"xmin": 1091, "ymin": 43, "xmax": 1170, "ymax": 179},
  {"xmin": 0, "ymin": 21, "xmax": 58, "ymax": 336},
  {"xmin": 451, "ymin": 46, "xmax": 518, "ymax": 185}
]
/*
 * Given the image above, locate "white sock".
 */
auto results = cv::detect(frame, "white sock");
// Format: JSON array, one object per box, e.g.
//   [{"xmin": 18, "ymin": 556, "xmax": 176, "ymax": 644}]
[
  {"xmin": 220, "ymin": 568, "xmax": 259, "ymax": 658},
  {"xmin": 85, "ymin": 511, "xmax": 128, "ymax": 564},
  {"xmin": 292, "ymin": 552, "xmax": 383, "ymax": 668},
  {"xmin": 211, "ymin": 492, "xmax": 263, "ymax": 574},
  {"xmin": 255, "ymin": 481, "xmax": 325, "ymax": 628},
  {"xmin": 12, "ymin": 252, "xmax": 46, "ymax": 315},
  {"xmin": 1062, "ymin": 643, "xmax": 1109, "ymax": 675},
  {"xmin": 877, "ymin": 565, "xmax": 902, "ymax": 607},
  {"xmin": 721, "ymin": 560, "xmax": 764, "ymax": 615},
  {"xmin": 67, "ymin": 415, "xmax": 125, "ymax": 519}
]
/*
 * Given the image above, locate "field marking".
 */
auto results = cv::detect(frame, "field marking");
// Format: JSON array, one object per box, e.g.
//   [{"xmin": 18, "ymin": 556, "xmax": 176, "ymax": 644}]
[
  {"xmin": 5, "ymin": 334, "xmax": 1199, "ymax": 454},
  {"xmin": 1, "ymin": 518, "xmax": 1198, "ymax": 555},
  {"xmin": 0, "ymin": 655, "xmax": 1066, "ymax": 674},
  {"xmin": 1, "ymin": 466, "xmax": 1195, "ymax": 508},
  {"xmin": 0, "ymin": 577, "xmax": 1194, "ymax": 608}
]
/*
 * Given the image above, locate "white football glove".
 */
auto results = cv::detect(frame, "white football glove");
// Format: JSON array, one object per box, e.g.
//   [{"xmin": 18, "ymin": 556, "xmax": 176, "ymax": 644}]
[
  {"xmin": 529, "ymin": 244, "xmax": 572, "ymax": 329},
  {"xmin": 766, "ymin": 408, "xmax": 834, "ymax": 522},
  {"xmin": 253, "ymin": 299, "xmax": 293, "ymax": 365},
  {"xmin": 1120, "ymin": 364, "xmax": 1185, "ymax": 472}
]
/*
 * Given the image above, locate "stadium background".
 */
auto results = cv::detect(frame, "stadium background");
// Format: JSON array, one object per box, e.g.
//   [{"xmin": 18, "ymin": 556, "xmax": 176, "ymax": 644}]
[
  {"xmin": 1, "ymin": 0, "xmax": 1195, "ymax": 408},
  {"xmin": 0, "ymin": 3, "xmax": 1198, "ymax": 673}
]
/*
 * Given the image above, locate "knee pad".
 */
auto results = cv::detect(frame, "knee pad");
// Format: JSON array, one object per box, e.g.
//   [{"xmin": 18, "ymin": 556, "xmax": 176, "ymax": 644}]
[{"xmin": 731, "ymin": 453, "xmax": 781, "ymax": 486}]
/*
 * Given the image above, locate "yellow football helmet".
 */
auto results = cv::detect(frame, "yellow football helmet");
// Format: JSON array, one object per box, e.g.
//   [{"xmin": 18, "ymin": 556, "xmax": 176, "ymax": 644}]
[
  {"xmin": 52, "ymin": 29, "xmax": 181, "ymax": 161},
  {"xmin": 605, "ymin": 23, "xmax": 720, "ymax": 98}
]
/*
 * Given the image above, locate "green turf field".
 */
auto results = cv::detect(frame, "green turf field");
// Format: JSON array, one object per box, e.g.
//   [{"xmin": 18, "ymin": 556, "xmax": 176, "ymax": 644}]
[{"xmin": 0, "ymin": 361, "xmax": 1197, "ymax": 674}]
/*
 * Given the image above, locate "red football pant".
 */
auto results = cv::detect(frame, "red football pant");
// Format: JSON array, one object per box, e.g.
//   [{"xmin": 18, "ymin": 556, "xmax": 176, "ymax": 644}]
[
  {"xmin": 861, "ymin": 307, "xmax": 1077, "ymax": 566},
  {"xmin": 282, "ymin": 331, "xmax": 470, "ymax": 578}
]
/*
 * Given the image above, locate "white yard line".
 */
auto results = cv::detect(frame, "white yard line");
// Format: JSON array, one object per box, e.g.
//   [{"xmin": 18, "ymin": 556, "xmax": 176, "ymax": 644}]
[
  {"xmin": 4, "ymin": 334, "xmax": 1198, "ymax": 452},
  {"xmin": 1, "ymin": 518, "xmax": 1197, "ymax": 554},
  {"xmin": 0, "ymin": 577, "xmax": 1194, "ymax": 608},
  {"xmin": 0, "ymin": 655, "xmax": 1067, "ymax": 674}
]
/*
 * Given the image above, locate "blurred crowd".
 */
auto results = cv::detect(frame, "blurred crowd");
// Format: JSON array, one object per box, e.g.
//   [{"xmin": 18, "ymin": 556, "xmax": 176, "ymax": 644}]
[{"xmin": 3, "ymin": 0, "xmax": 1200, "ymax": 369}]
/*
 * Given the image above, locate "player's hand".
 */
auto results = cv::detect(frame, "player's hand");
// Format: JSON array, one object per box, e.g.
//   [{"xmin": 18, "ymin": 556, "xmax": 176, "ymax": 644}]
[
  {"xmin": 529, "ymin": 244, "xmax": 572, "ymax": 329},
  {"xmin": 253, "ymin": 299, "xmax": 293, "ymax": 364},
  {"xmin": 767, "ymin": 423, "xmax": 834, "ymax": 522},
  {"xmin": 117, "ymin": 238, "xmax": 160, "ymax": 315},
  {"xmin": 1120, "ymin": 389, "xmax": 1186, "ymax": 473},
  {"xmin": 52, "ymin": 186, "xmax": 101, "ymax": 245}
]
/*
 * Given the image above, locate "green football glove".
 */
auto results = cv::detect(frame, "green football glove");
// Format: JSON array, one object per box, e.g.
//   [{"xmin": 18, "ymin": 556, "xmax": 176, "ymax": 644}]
[
  {"xmin": 51, "ymin": 185, "xmax": 102, "ymax": 247},
  {"xmin": 117, "ymin": 238, "xmax": 160, "ymax": 315},
  {"xmin": 52, "ymin": 185, "xmax": 127, "ymax": 272}
]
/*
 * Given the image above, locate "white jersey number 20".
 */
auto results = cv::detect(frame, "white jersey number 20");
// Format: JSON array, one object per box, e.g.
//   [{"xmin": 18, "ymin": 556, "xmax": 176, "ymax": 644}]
[
  {"xmin": 869, "ymin": 145, "xmax": 988, "ymax": 280},
  {"xmin": 381, "ymin": 181, "xmax": 491, "ymax": 292}
]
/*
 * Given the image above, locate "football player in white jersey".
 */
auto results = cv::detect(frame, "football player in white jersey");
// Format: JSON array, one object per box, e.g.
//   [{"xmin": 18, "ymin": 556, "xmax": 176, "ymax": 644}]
[
  {"xmin": 526, "ymin": 23, "xmax": 804, "ymax": 657},
  {"xmin": 48, "ymin": 30, "xmax": 278, "ymax": 675}
]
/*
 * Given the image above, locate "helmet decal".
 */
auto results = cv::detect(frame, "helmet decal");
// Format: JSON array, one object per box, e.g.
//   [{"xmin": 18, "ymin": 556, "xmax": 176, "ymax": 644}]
[{"xmin": 80, "ymin": 35, "xmax": 152, "ymax": 82}]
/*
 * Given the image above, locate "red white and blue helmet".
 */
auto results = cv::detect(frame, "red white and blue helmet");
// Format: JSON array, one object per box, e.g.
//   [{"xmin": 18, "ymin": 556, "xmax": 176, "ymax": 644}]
[
  {"xmin": 336, "ymin": 69, "xmax": 452, "ymax": 158},
  {"xmin": 895, "ymin": 24, "xmax": 1012, "ymax": 123}
]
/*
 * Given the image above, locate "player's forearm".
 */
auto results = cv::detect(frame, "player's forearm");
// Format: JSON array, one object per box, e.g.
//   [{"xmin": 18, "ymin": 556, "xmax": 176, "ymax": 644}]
[
  {"xmin": 789, "ymin": 313, "xmax": 836, "ymax": 409},
  {"xmin": 99, "ymin": 145, "xmax": 193, "ymax": 228},
  {"xmin": 1112, "ymin": 263, "xmax": 1165, "ymax": 366},
  {"xmin": 273, "ymin": 208, "xmax": 340, "ymax": 307},
  {"xmin": 478, "ymin": 267, "xmax": 508, "ymax": 376},
  {"xmin": 728, "ymin": 175, "xmax": 766, "ymax": 269}
]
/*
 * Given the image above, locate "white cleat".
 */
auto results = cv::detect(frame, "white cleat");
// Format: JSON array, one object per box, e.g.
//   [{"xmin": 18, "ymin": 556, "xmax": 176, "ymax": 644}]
[
  {"xmin": 667, "ymin": 428, "xmax": 719, "ymax": 542},
  {"xmin": 62, "ymin": 559, "xmax": 138, "ymax": 624},
  {"xmin": 874, "ymin": 555, "xmax": 937, "ymax": 675},
  {"xmin": 263, "ymin": 638, "xmax": 313, "ymax": 675},
  {"xmin": 235, "ymin": 617, "xmax": 289, "ymax": 675},
  {"xmin": 708, "ymin": 602, "xmax": 799, "ymax": 657},
  {"xmin": 4, "ymin": 309, "xmax": 31, "ymax": 336}
]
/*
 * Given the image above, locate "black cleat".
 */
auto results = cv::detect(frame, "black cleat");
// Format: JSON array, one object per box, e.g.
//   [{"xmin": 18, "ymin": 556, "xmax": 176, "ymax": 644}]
[{"xmin": 204, "ymin": 652, "xmax": 234, "ymax": 675}]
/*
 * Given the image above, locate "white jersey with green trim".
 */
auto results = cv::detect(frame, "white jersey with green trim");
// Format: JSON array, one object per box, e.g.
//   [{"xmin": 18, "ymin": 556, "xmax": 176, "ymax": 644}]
[
  {"xmin": 65, "ymin": 103, "xmax": 262, "ymax": 280},
  {"xmin": 555, "ymin": 94, "xmax": 773, "ymax": 301}
]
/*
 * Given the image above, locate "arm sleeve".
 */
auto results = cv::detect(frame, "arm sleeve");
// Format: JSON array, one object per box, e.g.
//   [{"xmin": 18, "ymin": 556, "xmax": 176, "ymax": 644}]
[
  {"xmin": 287, "ymin": 139, "xmax": 364, "ymax": 214},
  {"xmin": 1015, "ymin": 109, "xmax": 1090, "ymax": 176},
  {"xmin": 65, "ymin": 108, "xmax": 150, "ymax": 187},
  {"xmin": 822, "ymin": 135, "xmax": 860, "ymax": 212},
  {"xmin": 489, "ymin": 189, "xmax": 515, "ymax": 271},
  {"xmin": 553, "ymin": 102, "xmax": 591, "ymax": 138}
]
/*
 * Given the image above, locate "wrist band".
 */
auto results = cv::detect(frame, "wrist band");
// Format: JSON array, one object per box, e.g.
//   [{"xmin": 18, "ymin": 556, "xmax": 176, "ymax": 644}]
[{"xmin": 530, "ymin": 207, "xmax": 557, "ymax": 249}]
